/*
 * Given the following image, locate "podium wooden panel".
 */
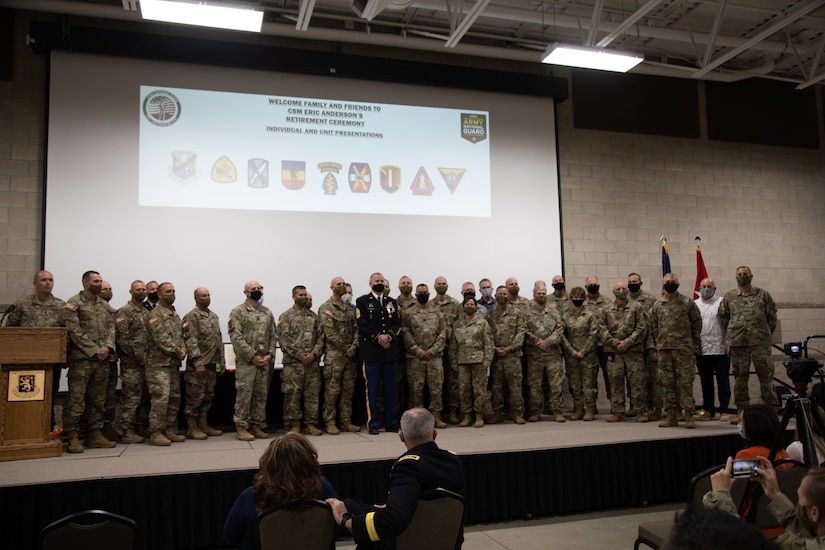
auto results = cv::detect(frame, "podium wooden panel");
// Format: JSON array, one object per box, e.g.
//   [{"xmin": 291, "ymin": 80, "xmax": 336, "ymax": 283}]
[{"xmin": 0, "ymin": 327, "xmax": 67, "ymax": 461}]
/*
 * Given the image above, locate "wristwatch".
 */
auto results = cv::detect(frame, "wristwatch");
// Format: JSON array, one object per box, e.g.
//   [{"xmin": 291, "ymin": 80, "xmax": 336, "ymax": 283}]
[{"xmin": 340, "ymin": 512, "xmax": 353, "ymax": 529}]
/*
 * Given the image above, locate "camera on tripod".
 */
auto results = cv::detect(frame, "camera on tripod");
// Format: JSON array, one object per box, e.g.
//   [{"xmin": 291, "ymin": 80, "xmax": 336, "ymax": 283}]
[{"xmin": 777, "ymin": 337, "xmax": 825, "ymax": 402}]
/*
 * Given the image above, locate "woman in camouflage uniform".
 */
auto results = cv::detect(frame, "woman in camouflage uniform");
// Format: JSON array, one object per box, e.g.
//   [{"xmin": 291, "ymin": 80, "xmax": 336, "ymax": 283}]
[
  {"xmin": 562, "ymin": 287, "xmax": 600, "ymax": 421},
  {"xmin": 449, "ymin": 296, "xmax": 493, "ymax": 428}
]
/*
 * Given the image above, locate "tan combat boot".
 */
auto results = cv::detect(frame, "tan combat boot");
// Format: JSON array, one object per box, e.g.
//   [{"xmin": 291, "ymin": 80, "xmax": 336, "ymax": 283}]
[
  {"xmin": 163, "ymin": 429, "xmax": 186, "ymax": 443},
  {"xmin": 305, "ymin": 424, "xmax": 322, "ymax": 436},
  {"xmin": 185, "ymin": 417, "xmax": 207, "ymax": 440},
  {"xmin": 658, "ymin": 407, "xmax": 678, "ymax": 428},
  {"xmin": 684, "ymin": 410, "xmax": 696, "ymax": 429},
  {"xmin": 624, "ymin": 407, "xmax": 636, "ymax": 418},
  {"xmin": 514, "ymin": 414, "xmax": 526, "ymax": 425},
  {"xmin": 583, "ymin": 406, "xmax": 596, "ymax": 421},
  {"xmin": 607, "ymin": 412, "xmax": 624, "ymax": 423},
  {"xmin": 121, "ymin": 428, "xmax": 144, "ymax": 444},
  {"xmin": 459, "ymin": 413, "xmax": 473, "ymax": 427},
  {"xmin": 636, "ymin": 413, "xmax": 648, "ymax": 423},
  {"xmin": 554, "ymin": 410, "xmax": 567, "ymax": 423},
  {"xmin": 572, "ymin": 405, "xmax": 584, "ymax": 421},
  {"xmin": 235, "ymin": 424, "xmax": 254, "ymax": 441},
  {"xmin": 101, "ymin": 422, "xmax": 120, "ymax": 442},
  {"xmin": 488, "ymin": 411, "xmax": 503, "ymax": 424},
  {"xmin": 87, "ymin": 429, "xmax": 116, "ymax": 449},
  {"xmin": 66, "ymin": 430, "xmax": 84, "ymax": 453},
  {"xmin": 528, "ymin": 411, "xmax": 541, "ymax": 422},
  {"xmin": 288, "ymin": 421, "xmax": 301, "ymax": 434},
  {"xmin": 198, "ymin": 413, "xmax": 223, "ymax": 436},
  {"xmin": 342, "ymin": 419, "xmax": 361, "ymax": 433},
  {"xmin": 648, "ymin": 407, "xmax": 662, "ymax": 422},
  {"xmin": 250, "ymin": 424, "xmax": 270, "ymax": 438},
  {"xmin": 432, "ymin": 411, "xmax": 448, "ymax": 429},
  {"xmin": 730, "ymin": 409, "xmax": 742, "ymax": 425},
  {"xmin": 326, "ymin": 421, "xmax": 340, "ymax": 435},
  {"xmin": 473, "ymin": 414, "xmax": 484, "ymax": 428},
  {"xmin": 149, "ymin": 431, "xmax": 172, "ymax": 446},
  {"xmin": 448, "ymin": 407, "xmax": 460, "ymax": 425}
]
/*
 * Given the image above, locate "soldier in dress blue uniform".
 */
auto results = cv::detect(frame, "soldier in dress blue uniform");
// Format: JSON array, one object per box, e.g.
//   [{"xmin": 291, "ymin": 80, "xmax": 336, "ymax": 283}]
[{"xmin": 356, "ymin": 272, "xmax": 402, "ymax": 435}]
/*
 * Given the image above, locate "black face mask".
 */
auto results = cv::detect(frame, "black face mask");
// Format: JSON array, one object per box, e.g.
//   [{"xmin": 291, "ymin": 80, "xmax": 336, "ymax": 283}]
[
  {"xmin": 572, "ymin": 299, "xmax": 585, "ymax": 307},
  {"xmin": 586, "ymin": 284, "xmax": 600, "ymax": 295},
  {"xmin": 552, "ymin": 283, "xmax": 565, "ymax": 291},
  {"xmin": 628, "ymin": 283, "xmax": 641, "ymax": 293},
  {"xmin": 416, "ymin": 293, "xmax": 429, "ymax": 304},
  {"xmin": 147, "ymin": 291, "xmax": 159, "ymax": 302},
  {"xmin": 663, "ymin": 282, "xmax": 679, "ymax": 294},
  {"xmin": 372, "ymin": 283, "xmax": 385, "ymax": 294},
  {"xmin": 249, "ymin": 290, "xmax": 263, "ymax": 301}
]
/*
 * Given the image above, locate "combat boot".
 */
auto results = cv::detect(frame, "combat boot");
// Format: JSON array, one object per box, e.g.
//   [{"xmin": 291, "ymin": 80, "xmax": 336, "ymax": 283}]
[
  {"xmin": 326, "ymin": 421, "xmax": 340, "ymax": 435},
  {"xmin": 305, "ymin": 424, "xmax": 322, "ymax": 436},
  {"xmin": 488, "ymin": 412, "xmax": 503, "ymax": 424},
  {"xmin": 198, "ymin": 413, "xmax": 223, "ymax": 436},
  {"xmin": 66, "ymin": 430, "xmax": 83, "ymax": 454},
  {"xmin": 572, "ymin": 405, "xmax": 584, "ymax": 421},
  {"xmin": 459, "ymin": 413, "xmax": 473, "ymax": 427},
  {"xmin": 288, "ymin": 421, "xmax": 301, "ymax": 434},
  {"xmin": 607, "ymin": 412, "xmax": 624, "ymax": 423},
  {"xmin": 583, "ymin": 406, "xmax": 596, "ymax": 421},
  {"xmin": 730, "ymin": 410, "xmax": 742, "ymax": 425},
  {"xmin": 185, "ymin": 417, "xmax": 207, "ymax": 440},
  {"xmin": 250, "ymin": 424, "xmax": 270, "ymax": 438},
  {"xmin": 473, "ymin": 414, "xmax": 484, "ymax": 428},
  {"xmin": 528, "ymin": 412, "xmax": 541, "ymax": 422},
  {"xmin": 636, "ymin": 413, "xmax": 648, "ymax": 423},
  {"xmin": 149, "ymin": 431, "xmax": 171, "ymax": 446},
  {"xmin": 554, "ymin": 410, "xmax": 567, "ymax": 423},
  {"xmin": 235, "ymin": 424, "xmax": 254, "ymax": 441},
  {"xmin": 448, "ymin": 407, "xmax": 460, "ymax": 425},
  {"xmin": 514, "ymin": 414, "xmax": 526, "ymax": 425},
  {"xmin": 648, "ymin": 407, "xmax": 662, "ymax": 421},
  {"xmin": 101, "ymin": 422, "xmax": 120, "ymax": 442},
  {"xmin": 343, "ymin": 420, "xmax": 361, "ymax": 433},
  {"xmin": 684, "ymin": 410, "xmax": 696, "ymax": 429},
  {"xmin": 658, "ymin": 407, "xmax": 678, "ymax": 428},
  {"xmin": 624, "ymin": 407, "xmax": 636, "ymax": 418},
  {"xmin": 163, "ymin": 429, "xmax": 186, "ymax": 443},
  {"xmin": 87, "ymin": 429, "xmax": 116, "ymax": 449},
  {"xmin": 121, "ymin": 428, "xmax": 144, "ymax": 444},
  {"xmin": 432, "ymin": 411, "xmax": 447, "ymax": 429}
]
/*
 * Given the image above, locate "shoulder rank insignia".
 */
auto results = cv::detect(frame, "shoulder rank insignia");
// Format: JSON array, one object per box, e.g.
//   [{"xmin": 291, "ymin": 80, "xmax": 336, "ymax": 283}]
[{"xmin": 398, "ymin": 454, "xmax": 420, "ymax": 462}]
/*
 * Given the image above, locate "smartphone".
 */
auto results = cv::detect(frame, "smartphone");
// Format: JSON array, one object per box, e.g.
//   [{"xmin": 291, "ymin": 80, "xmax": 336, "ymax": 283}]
[{"xmin": 731, "ymin": 458, "xmax": 761, "ymax": 478}]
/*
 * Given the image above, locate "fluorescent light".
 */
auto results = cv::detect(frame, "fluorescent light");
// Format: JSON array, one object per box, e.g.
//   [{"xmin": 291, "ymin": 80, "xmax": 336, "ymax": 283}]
[
  {"xmin": 140, "ymin": 0, "xmax": 263, "ymax": 32},
  {"xmin": 541, "ymin": 44, "xmax": 643, "ymax": 73}
]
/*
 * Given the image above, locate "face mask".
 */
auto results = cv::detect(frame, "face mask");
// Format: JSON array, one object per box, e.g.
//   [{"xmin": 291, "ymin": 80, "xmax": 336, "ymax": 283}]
[
  {"xmin": 416, "ymin": 293, "xmax": 429, "ymax": 304},
  {"xmin": 99, "ymin": 290, "xmax": 113, "ymax": 302},
  {"xmin": 572, "ymin": 299, "xmax": 584, "ymax": 308},
  {"xmin": 700, "ymin": 288, "xmax": 715, "ymax": 299},
  {"xmin": 508, "ymin": 285, "xmax": 520, "ymax": 295},
  {"xmin": 464, "ymin": 306, "xmax": 477, "ymax": 315},
  {"xmin": 162, "ymin": 294, "xmax": 176, "ymax": 306},
  {"xmin": 663, "ymin": 282, "xmax": 679, "ymax": 293},
  {"xmin": 342, "ymin": 293, "xmax": 353, "ymax": 305},
  {"xmin": 613, "ymin": 291, "xmax": 628, "ymax": 300},
  {"xmin": 796, "ymin": 504, "xmax": 817, "ymax": 535},
  {"xmin": 89, "ymin": 284, "xmax": 102, "ymax": 295},
  {"xmin": 737, "ymin": 423, "xmax": 746, "ymax": 440},
  {"xmin": 148, "ymin": 291, "xmax": 159, "ymax": 302},
  {"xmin": 628, "ymin": 283, "xmax": 641, "ymax": 293},
  {"xmin": 132, "ymin": 291, "xmax": 147, "ymax": 303},
  {"xmin": 249, "ymin": 290, "xmax": 263, "ymax": 302},
  {"xmin": 481, "ymin": 289, "xmax": 493, "ymax": 298},
  {"xmin": 258, "ymin": 296, "xmax": 265, "ymax": 305},
  {"xmin": 552, "ymin": 283, "xmax": 565, "ymax": 291},
  {"xmin": 295, "ymin": 297, "xmax": 309, "ymax": 308},
  {"xmin": 497, "ymin": 296, "xmax": 509, "ymax": 305},
  {"xmin": 534, "ymin": 296, "xmax": 547, "ymax": 305},
  {"xmin": 737, "ymin": 275, "xmax": 752, "ymax": 286},
  {"xmin": 434, "ymin": 285, "xmax": 448, "ymax": 295},
  {"xmin": 463, "ymin": 290, "xmax": 476, "ymax": 300},
  {"xmin": 372, "ymin": 283, "xmax": 385, "ymax": 294},
  {"xmin": 586, "ymin": 284, "xmax": 600, "ymax": 295},
  {"xmin": 333, "ymin": 286, "xmax": 347, "ymax": 296},
  {"xmin": 399, "ymin": 285, "xmax": 413, "ymax": 295},
  {"xmin": 196, "ymin": 298, "xmax": 211, "ymax": 308}
]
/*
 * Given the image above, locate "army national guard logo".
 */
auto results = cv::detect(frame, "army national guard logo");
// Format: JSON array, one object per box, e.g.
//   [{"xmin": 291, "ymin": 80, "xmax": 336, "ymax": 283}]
[
  {"xmin": 319, "ymin": 162, "xmax": 342, "ymax": 195},
  {"xmin": 172, "ymin": 151, "xmax": 197, "ymax": 181},
  {"xmin": 438, "ymin": 168, "xmax": 466, "ymax": 195},
  {"xmin": 380, "ymin": 165, "xmax": 402, "ymax": 194},
  {"xmin": 9, "ymin": 370, "xmax": 45, "ymax": 402},
  {"xmin": 281, "ymin": 161, "xmax": 306, "ymax": 190},
  {"xmin": 248, "ymin": 159, "xmax": 269, "ymax": 188},
  {"xmin": 461, "ymin": 113, "xmax": 487, "ymax": 144},
  {"xmin": 143, "ymin": 90, "xmax": 181, "ymax": 127},
  {"xmin": 348, "ymin": 163, "xmax": 371, "ymax": 194},
  {"xmin": 410, "ymin": 167, "xmax": 434, "ymax": 196}
]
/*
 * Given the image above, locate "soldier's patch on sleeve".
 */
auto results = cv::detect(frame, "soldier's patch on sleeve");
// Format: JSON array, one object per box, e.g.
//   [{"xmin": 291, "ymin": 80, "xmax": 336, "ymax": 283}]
[
  {"xmin": 65, "ymin": 303, "xmax": 75, "ymax": 310},
  {"xmin": 398, "ymin": 454, "xmax": 420, "ymax": 462},
  {"xmin": 325, "ymin": 310, "xmax": 333, "ymax": 316},
  {"xmin": 356, "ymin": 308, "xmax": 361, "ymax": 319},
  {"xmin": 149, "ymin": 317, "xmax": 157, "ymax": 324}
]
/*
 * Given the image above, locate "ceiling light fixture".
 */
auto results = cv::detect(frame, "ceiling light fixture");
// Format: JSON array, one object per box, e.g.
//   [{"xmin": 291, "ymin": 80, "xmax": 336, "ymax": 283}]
[
  {"xmin": 541, "ymin": 44, "xmax": 643, "ymax": 73},
  {"xmin": 140, "ymin": 0, "xmax": 264, "ymax": 33}
]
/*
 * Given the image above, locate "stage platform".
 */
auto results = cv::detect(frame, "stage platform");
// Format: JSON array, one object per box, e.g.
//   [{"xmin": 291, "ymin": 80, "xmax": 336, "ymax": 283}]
[{"xmin": 0, "ymin": 416, "xmax": 752, "ymax": 550}]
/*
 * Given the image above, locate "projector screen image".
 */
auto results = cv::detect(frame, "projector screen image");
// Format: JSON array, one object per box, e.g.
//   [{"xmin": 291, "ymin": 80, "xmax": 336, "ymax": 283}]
[
  {"xmin": 45, "ymin": 51, "xmax": 562, "ymax": 327},
  {"xmin": 139, "ymin": 87, "xmax": 491, "ymax": 216}
]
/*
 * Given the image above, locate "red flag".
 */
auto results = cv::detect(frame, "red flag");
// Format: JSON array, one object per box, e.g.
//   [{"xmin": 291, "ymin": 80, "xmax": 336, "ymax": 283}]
[{"xmin": 694, "ymin": 244, "xmax": 709, "ymax": 298}]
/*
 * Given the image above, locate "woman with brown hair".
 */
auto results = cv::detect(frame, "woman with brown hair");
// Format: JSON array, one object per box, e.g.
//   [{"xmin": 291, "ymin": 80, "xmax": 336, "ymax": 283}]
[{"xmin": 224, "ymin": 432, "xmax": 337, "ymax": 550}]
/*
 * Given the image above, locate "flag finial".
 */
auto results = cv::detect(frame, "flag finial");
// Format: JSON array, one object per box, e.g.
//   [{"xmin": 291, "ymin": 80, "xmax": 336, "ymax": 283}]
[{"xmin": 695, "ymin": 235, "xmax": 701, "ymax": 243}]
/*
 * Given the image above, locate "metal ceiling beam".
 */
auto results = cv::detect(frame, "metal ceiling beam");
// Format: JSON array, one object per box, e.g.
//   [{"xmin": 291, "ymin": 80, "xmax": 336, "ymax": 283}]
[
  {"xmin": 444, "ymin": 0, "xmax": 492, "ymax": 48},
  {"xmin": 594, "ymin": 0, "xmax": 664, "ymax": 48},
  {"xmin": 585, "ymin": 0, "xmax": 604, "ymax": 47},
  {"xmin": 693, "ymin": 0, "xmax": 825, "ymax": 78},
  {"xmin": 295, "ymin": 0, "xmax": 316, "ymax": 31},
  {"xmin": 701, "ymin": 0, "xmax": 726, "ymax": 68}
]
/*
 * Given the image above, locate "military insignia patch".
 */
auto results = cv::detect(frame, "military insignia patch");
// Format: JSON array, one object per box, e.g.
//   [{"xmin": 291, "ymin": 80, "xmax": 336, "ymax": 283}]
[
  {"xmin": 318, "ymin": 162, "xmax": 342, "ymax": 195},
  {"xmin": 211, "ymin": 156, "xmax": 237, "ymax": 183},
  {"xmin": 348, "ymin": 163, "xmax": 371, "ymax": 193},
  {"xmin": 172, "ymin": 151, "xmax": 197, "ymax": 181},
  {"xmin": 143, "ymin": 90, "xmax": 181, "ymax": 127},
  {"xmin": 438, "ymin": 168, "xmax": 466, "ymax": 195},
  {"xmin": 248, "ymin": 159, "xmax": 269, "ymax": 188},
  {"xmin": 281, "ymin": 160, "xmax": 306, "ymax": 190},
  {"xmin": 461, "ymin": 113, "xmax": 487, "ymax": 144},
  {"xmin": 380, "ymin": 165, "xmax": 402, "ymax": 194},
  {"xmin": 9, "ymin": 371, "xmax": 44, "ymax": 401},
  {"xmin": 410, "ymin": 167, "xmax": 434, "ymax": 196}
]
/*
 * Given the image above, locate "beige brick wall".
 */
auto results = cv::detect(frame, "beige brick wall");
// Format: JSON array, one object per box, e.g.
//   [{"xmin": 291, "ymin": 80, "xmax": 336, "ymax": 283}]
[{"xmin": 1, "ymin": 11, "xmax": 824, "ymax": 349}]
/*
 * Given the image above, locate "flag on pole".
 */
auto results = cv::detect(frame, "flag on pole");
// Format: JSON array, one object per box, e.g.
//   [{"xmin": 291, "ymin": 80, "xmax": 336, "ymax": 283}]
[
  {"xmin": 694, "ymin": 236, "xmax": 709, "ymax": 298},
  {"xmin": 661, "ymin": 236, "xmax": 671, "ymax": 277}
]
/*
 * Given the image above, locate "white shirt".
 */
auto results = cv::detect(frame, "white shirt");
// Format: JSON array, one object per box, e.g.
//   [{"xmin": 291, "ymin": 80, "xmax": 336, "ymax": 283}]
[{"xmin": 695, "ymin": 295, "xmax": 727, "ymax": 355}]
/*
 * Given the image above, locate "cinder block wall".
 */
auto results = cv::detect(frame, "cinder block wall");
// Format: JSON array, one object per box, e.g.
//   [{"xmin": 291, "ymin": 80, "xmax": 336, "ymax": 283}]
[{"xmin": 1, "ymin": 10, "xmax": 824, "ymax": 350}]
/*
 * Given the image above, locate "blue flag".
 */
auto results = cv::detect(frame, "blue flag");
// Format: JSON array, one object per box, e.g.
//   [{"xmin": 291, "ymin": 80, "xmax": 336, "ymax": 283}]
[{"xmin": 661, "ymin": 238, "xmax": 671, "ymax": 277}]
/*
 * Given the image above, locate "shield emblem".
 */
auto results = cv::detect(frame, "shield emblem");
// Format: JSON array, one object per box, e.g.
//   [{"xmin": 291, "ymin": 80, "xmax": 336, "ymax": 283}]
[
  {"xmin": 461, "ymin": 113, "xmax": 488, "ymax": 144},
  {"xmin": 248, "ymin": 159, "xmax": 269, "ymax": 188},
  {"xmin": 348, "ymin": 163, "xmax": 371, "ymax": 193},
  {"xmin": 380, "ymin": 165, "xmax": 401, "ymax": 194},
  {"xmin": 17, "ymin": 374, "xmax": 35, "ymax": 394},
  {"xmin": 281, "ymin": 160, "xmax": 306, "ymax": 190},
  {"xmin": 171, "ymin": 151, "xmax": 197, "ymax": 181},
  {"xmin": 410, "ymin": 167, "xmax": 434, "ymax": 196}
]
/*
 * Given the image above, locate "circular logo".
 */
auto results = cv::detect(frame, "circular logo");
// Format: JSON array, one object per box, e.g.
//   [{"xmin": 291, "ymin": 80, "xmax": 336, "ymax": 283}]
[{"xmin": 143, "ymin": 90, "xmax": 181, "ymax": 127}]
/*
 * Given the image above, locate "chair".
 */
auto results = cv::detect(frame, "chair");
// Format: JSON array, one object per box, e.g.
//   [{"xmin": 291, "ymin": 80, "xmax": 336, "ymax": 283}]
[
  {"xmin": 395, "ymin": 487, "xmax": 465, "ymax": 550},
  {"xmin": 256, "ymin": 498, "xmax": 336, "ymax": 550},
  {"xmin": 747, "ymin": 459, "xmax": 807, "ymax": 532},
  {"xmin": 39, "ymin": 509, "xmax": 137, "ymax": 550}
]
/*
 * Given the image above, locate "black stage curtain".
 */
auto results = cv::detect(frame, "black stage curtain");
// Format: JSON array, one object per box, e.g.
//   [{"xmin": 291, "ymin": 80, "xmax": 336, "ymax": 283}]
[{"xmin": 2, "ymin": 433, "xmax": 742, "ymax": 550}]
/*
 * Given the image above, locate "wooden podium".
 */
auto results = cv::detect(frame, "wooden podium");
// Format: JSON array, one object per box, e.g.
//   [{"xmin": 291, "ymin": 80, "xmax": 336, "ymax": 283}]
[{"xmin": 0, "ymin": 327, "xmax": 66, "ymax": 461}]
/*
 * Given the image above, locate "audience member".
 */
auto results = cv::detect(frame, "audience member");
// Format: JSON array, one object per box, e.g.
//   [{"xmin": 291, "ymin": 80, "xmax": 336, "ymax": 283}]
[
  {"xmin": 787, "ymin": 405, "xmax": 825, "ymax": 466},
  {"xmin": 662, "ymin": 505, "xmax": 779, "ymax": 550}
]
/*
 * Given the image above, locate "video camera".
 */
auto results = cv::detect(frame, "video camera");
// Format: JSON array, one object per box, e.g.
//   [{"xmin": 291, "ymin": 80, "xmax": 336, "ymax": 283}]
[{"xmin": 779, "ymin": 336, "xmax": 825, "ymax": 390}]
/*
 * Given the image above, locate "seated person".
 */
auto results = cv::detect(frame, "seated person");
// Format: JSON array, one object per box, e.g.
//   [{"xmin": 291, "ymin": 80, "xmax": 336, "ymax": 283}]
[
  {"xmin": 703, "ymin": 457, "xmax": 825, "ymax": 550},
  {"xmin": 224, "ymin": 432, "xmax": 337, "ymax": 550},
  {"xmin": 662, "ymin": 505, "xmax": 779, "ymax": 550},
  {"xmin": 787, "ymin": 405, "xmax": 825, "ymax": 466}
]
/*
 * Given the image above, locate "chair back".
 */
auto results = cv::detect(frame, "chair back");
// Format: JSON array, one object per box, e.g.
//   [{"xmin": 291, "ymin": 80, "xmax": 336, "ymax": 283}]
[
  {"xmin": 395, "ymin": 488, "xmax": 465, "ymax": 550},
  {"xmin": 256, "ymin": 499, "xmax": 336, "ymax": 550},
  {"xmin": 749, "ymin": 459, "xmax": 808, "ymax": 530},
  {"xmin": 40, "ymin": 509, "xmax": 137, "ymax": 550}
]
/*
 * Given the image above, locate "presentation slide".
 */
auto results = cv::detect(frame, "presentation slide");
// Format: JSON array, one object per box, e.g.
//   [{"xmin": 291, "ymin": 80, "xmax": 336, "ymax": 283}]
[{"xmin": 44, "ymin": 51, "xmax": 562, "ymax": 327}]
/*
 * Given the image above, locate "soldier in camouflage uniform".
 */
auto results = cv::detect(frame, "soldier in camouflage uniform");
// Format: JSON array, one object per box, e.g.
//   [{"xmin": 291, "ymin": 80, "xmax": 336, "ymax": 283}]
[
  {"xmin": 488, "ymin": 285, "xmax": 528, "ymax": 424},
  {"xmin": 182, "ymin": 287, "xmax": 225, "ymax": 440},
  {"xmin": 395, "ymin": 275, "xmax": 415, "ymax": 414},
  {"xmin": 602, "ymin": 281, "xmax": 648, "ymax": 423},
  {"xmin": 584, "ymin": 275, "xmax": 610, "ymax": 407},
  {"xmin": 450, "ymin": 296, "xmax": 493, "ymax": 428},
  {"xmin": 62, "ymin": 271, "xmax": 117, "ymax": 453},
  {"xmin": 432, "ymin": 276, "xmax": 461, "ymax": 424},
  {"xmin": 402, "ymin": 284, "xmax": 448, "ymax": 428},
  {"xmin": 718, "ymin": 265, "xmax": 779, "ymax": 424},
  {"xmin": 278, "ymin": 285, "xmax": 325, "ymax": 436},
  {"xmin": 319, "ymin": 277, "xmax": 360, "ymax": 435},
  {"xmin": 95, "ymin": 281, "xmax": 121, "ymax": 442},
  {"xmin": 549, "ymin": 275, "xmax": 570, "ymax": 317},
  {"xmin": 145, "ymin": 282, "xmax": 187, "ymax": 446},
  {"xmin": 228, "ymin": 281, "xmax": 277, "ymax": 441},
  {"xmin": 525, "ymin": 282, "xmax": 565, "ymax": 422},
  {"xmin": 562, "ymin": 287, "xmax": 600, "ymax": 421},
  {"xmin": 649, "ymin": 273, "xmax": 702, "ymax": 429},
  {"xmin": 115, "ymin": 280, "xmax": 149, "ymax": 444},
  {"xmin": 461, "ymin": 281, "xmax": 487, "ymax": 317},
  {"xmin": 628, "ymin": 272, "xmax": 660, "ymax": 420}
]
